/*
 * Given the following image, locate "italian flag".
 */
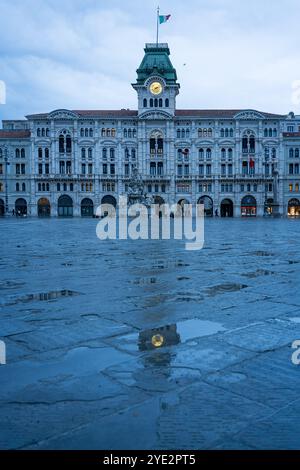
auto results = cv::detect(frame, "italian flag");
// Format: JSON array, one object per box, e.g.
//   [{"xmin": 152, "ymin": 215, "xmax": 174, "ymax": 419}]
[{"xmin": 159, "ymin": 14, "xmax": 171, "ymax": 24}]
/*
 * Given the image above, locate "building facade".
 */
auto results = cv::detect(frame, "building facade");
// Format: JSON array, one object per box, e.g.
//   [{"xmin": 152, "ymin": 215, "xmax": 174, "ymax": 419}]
[{"xmin": 1, "ymin": 42, "xmax": 300, "ymax": 218}]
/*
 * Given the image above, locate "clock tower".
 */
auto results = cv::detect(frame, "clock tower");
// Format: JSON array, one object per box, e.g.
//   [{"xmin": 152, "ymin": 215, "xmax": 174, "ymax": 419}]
[{"xmin": 132, "ymin": 43, "xmax": 180, "ymax": 118}]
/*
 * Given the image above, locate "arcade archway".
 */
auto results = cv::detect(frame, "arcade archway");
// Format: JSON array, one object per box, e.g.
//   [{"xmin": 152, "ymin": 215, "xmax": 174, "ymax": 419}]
[
  {"xmin": 220, "ymin": 199, "xmax": 233, "ymax": 217},
  {"xmin": 241, "ymin": 196, "xmax": 257, "ymax": 217},
  {"xmin": 15, "ymin": 198, "xmax": 27, "ymax": 216},
  {"xmin": 38, "ymin": 198, "xmax": 51, "ymax": 217},
  {"xmin": 58, "ymin": 195, "xmax": 73, "ymax": 217}
]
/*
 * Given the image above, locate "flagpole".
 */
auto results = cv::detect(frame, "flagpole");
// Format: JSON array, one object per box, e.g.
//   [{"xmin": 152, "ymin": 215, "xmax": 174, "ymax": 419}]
[{"xmin": 156, "ymin": 6, "xmax": 159, "ymax": 46}]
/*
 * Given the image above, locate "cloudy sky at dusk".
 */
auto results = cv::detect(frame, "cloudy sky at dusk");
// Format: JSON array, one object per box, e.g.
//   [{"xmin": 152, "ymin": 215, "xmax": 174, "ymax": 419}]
[{"xmin": 0, "ymin": 0, "xmax": 300, "ymax": 120}]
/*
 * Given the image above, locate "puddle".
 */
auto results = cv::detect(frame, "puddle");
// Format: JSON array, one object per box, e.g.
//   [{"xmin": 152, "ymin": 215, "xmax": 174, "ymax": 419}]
[
  {"xmin": 288, "ymin": 317, "xmax": 300, "ymax": 324},
  {"xmin": 3, "ymin": 290, "xmax": 81, "ymax": 306},
  {"xmin": 205, "ymin": 283, "xmax": 248, "ymax": 296},
  {"xmin": 177, "ymin": 318, "xmax": 226, "ymax": 341},
  {"xmin": 114, "ymin": 319, "xmax": 226, "ymax": 353},
  {"xmin": 242, "ymin": 269, "xmax": 275, "ymax": 278}
]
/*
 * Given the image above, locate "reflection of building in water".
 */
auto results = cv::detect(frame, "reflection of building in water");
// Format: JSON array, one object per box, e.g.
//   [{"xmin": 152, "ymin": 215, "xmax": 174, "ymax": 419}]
[{"xmin": 138, "ymin": 324, "xmax": 180, "ymax": 351}]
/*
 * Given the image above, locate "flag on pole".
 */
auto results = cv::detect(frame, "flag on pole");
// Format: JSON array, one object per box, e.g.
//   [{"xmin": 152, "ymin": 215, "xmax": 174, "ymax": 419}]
[{"xmin": 159, "ymin": 14, "xmax": 171, "ymax": 24}]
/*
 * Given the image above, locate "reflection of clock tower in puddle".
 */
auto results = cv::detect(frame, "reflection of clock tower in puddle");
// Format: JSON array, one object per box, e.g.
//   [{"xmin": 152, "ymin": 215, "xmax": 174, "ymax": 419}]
[{"xmin": 132, "ymin": 43, "xmax": 180, "ymax": 117}]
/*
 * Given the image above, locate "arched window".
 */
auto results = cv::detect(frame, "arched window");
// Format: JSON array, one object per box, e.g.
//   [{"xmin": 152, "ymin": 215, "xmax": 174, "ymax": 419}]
[
  {"xmin": 289, "ymin": 148, "xmax": 294, "ymax": 158},
  {"xmin": 57, "ymin": 183, "xmax": 60, "ymax": 191},
  {"xmin": 111, "ymin": 128, "xmax": 116, "ymax": 137},
  {"xmin": 295, "ymin": 149, "xmax": 299, "ymax": 158},
  {"xmin": 81, "ymin": 148, "xmax": 86, "ymax": 159},
  {"xmin": 177, "ymin": 129, "xmax": 180, "ymax": 138},
  {"xmin": 46, "ymin": 128, "xmax": 49, "ymax": 137},
  {"xmin": 125, "ymin": 147, "xmax": 129, "ymax": 159},
  {"xmin": 110, "ymin": 148, "xmax": 115, "ymax": 159},
  {"xmin": 206, "ymin": 148, "xmax": 212, "ymax": 159},
  {"xmin": 16, "ymin": 148, "xmax": 20, "ymax": 158},
  {"xmin": 229, "ymin": 128, "xmax": 233, "ymax": 137},
  {"xmin": 45, "ymin": 148, "xmax": 49, "ymax": 159},
  {"xmin": 123, "ymin": 129, "xmax": 127, "ymax": 138},
  {"xmin": 181, "ymin": 129, "xmax": 185, "ymax": 138},
  {"xmin": 84, "ymin": 128, "xmax": 88, "ymax": 137},
  {"xmin": 70, "ymin": 183, "xmax": 73, "ymax": 191},
  {"xmin": 208, "ymin": 128, "xmax": 213, "ymax": 137},
  {"xmin": 272, "ymin": 148, "xmax": 276, "ymax": 159},
  {"xmin": 133, "ymin": 129, "xmax": 137, "ymax": 138},
  {"xmin": 186, "ymin": 129, "xmax": 190, "ymax": 138},
  {"xmin": 37, "ymin": 128, "xmax": 41, "ymax": 137},
  {"xmin": 149, "ymin": 98, "xmax": 153, "ymax": 107},
  {"xmin": 159, "ymin": 98, "xmax": 163, "ymax": 107},
  {"xmin": 89, "ymin": 128, "xmax": 93, "ymax": 137},
  {"xmin": 102, "ymin": 147, "xmax": 107, "ymax": 159},
  {"xmin": 131, "ymin": 148, "xmax": 136, "ymax": 158},
  {"xmin": 59, "ymin": 135, "xmax": 64, "ymax": 153},
  {"xmin": 21, "ymin": 148, "xmax": 25, "ymax": 158},
  {"xmin": 16, "ymin": 183, "xmax": 20, "ymax": 191},
  {"xmin": 269, "ymin": 128, "xmax": 272, "ymax": 137},
  {"xmin": 165, "ymin": 98, "xmax": 169, "ymax": 107},
  {"xmin": 38, "ymin": 183, "xmax": 41, "ymax": 191},
  {"xmin": 220, "ymin": 129, "xmax": 225, "ymax": 138},
  {"xmin": 228, "ymin": 148, "xmax": 233, "ymax": 159},
  {"xmin": 221, "ymin": 148, "xmax": 226, "ymax": 159},
  {"xmin": 143, "ymin": 98, "xmax": 147, "ymax": 107},
  {"xmin": 63, "ymin": 183, "xmax": 67, "ymax": 191},
  {"xmin": 38, "ymin": 148, "xmax": 42, "ymax": 159},
  {"xmin": 264, "ymin": 129, "xmax": 268, "ymax": 137},
  {"xmin": 46, "ymin": 183, "xmax": 49, "ymax": 191},
  {"xmin": 273, "ymin": 128, "xmax": 277, "ymax": 137},
  {"xmin": 88, "ymin": 147, "xmax": 92, "ymax": 159},
  {"xmin": 249, "ymin": 135, "xmax": 255, "ymax": 152},
  {"xmin": 66, "ymin": 135, "xmax": 72, "ymax": 153},
  {"xmin": 42, "ymin": 128, "xmax": 45, "ymax": 137},
  {"xmin": 42, "ymin": 183, "xmax": 45, "ymax": 191},
  {"xmin": 225, "ymin": 129, "xmax": 229, "ymax": 137},
  {"xmin": 265, "ymin": 147, "xmax": 270, "ymax": 159},
  {"xmin": 154, "ymin": 98, "xmax": 158, "ymax": 107},
  {"xmin": 80, "ymin": 128, "xmax": 84, "ymax": 137},
  {"xmin": 101, "ymin": 128, "xmax": 106, "ymax": 137},
  {"xmin": 128, "ymin": 129, "xmax": 132, "ymax": 138},
  {"xmin": 22, "ymin": 183, "xmax": 26, "ymax": 191},
  {"xmin": 199, "ymin": 148, "xmax": 204, "ymax": 159}
]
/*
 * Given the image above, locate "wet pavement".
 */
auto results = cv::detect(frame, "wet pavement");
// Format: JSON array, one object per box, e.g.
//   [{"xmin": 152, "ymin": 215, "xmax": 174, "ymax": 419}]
[{"xmin": 0, "ymin": 217, "xmax": 300, "ymax": 449}]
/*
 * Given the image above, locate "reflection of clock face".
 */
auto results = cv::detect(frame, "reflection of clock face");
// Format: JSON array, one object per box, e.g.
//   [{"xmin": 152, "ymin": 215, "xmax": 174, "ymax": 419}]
[{"xmin": 150, "ymin": 81, "xmax": 163, "ymax": 95}]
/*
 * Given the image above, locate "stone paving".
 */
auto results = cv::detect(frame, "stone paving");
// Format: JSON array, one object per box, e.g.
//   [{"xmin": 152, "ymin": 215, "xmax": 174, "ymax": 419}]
[{"xmin": 0, "ymin": 217, "xmax": 300, "ymax": 449}]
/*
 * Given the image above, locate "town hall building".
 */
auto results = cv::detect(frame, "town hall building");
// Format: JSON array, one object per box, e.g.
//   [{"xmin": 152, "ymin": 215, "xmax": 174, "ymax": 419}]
[{"xmin": 1, "ymin": 42, "xmax": 300, "ymax": 217}]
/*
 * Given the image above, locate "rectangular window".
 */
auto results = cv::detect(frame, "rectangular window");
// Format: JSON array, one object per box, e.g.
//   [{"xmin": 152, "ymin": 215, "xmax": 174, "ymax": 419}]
[
  {"xmin": 228, "ymin": 164, "xmax": 233, "ymax": 176},
  {"xmin": 21, "ymin": 164, "xmax": 25, "ymax": 175},
  {"xmin": 66, "ymin": 161, "xmax": 72, "ymax": 174},
  {"xmin": 88, "ymin": 164, "xmax": 93, "ymax": 175},
  {"xmin": 125, "ymin": 164, "xmax": 129, "ymax": 176},
  {"xmin": 206, "ymin": 164, "xmax": 211, "ymax": 176},
  {"xmin": 81, "ymin": 163, "xmax": 86, "ymax": 175},
  {"xmin": 150, "ymin": 162, "xmax": 156, "ymax": 175},
  {"xmin": 45, "ymin": 163, "xmax": 49, "ymax": 175},
  {"xmin": 110, "ymin": 164, "xmax": 115, "ymax": 175},
  {"xmin": 147, "ymin": 184, "xmax": 152, "ymax": 193},
  {"xmin": 296, "ymin": 183, "xmax": 299, "ymax": 192},
  {"xmin": 38, "ymin": 163, "xmax": 43, "ymax": 175},
  {"xmin": 289, "ymin": 164, "xmax": 294, "ymax": 175},
  {"xmin": 59, "ymin": 161, "xmax": 65, "ymax": 174},
  {"xmin": 177, "ymin": 165, "xmax": 182, "ymax": 176},
  {"xmin": 184, "ymin": 165, "xmax": 189, "ymax": 176},
  {"xmin": 240, "ymin": 184, "xmax": 244, "ymax": 192},
  {"xmin": 199, "ymin": 165, "xmax": 204, "ymax": 176},
  {"xmin": 157, "ymin": 162, "xmax": 163, "ymax": 175},
  {"xmin": 289, "ymin": 183, "xmax": 293, "ymax": 192},
  {"xmin": 16, "ymin": 164, "xmax": 20, "ymax": 175},
  {"xmin": 102, "ymin": 163, "xmax": 107, "ymax": 175},
  {"xmin": 221, "ymin": 164, "xmax": 226, "ymax": 176}
]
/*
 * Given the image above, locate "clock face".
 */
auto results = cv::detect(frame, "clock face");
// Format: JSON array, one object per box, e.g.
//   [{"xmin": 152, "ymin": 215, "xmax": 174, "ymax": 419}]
[{"xmin": 149, "ymin": 81, "xmax": 163, "ymax": 95}]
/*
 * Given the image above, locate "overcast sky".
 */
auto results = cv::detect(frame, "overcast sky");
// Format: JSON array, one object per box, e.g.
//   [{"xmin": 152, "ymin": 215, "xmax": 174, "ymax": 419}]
[{"xmin": 0, "ymin": 0, "xmax": 300, "ymax": 120}]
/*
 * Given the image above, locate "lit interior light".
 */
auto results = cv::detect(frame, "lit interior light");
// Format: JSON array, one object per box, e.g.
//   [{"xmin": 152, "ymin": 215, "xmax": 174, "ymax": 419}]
[{"xmin": 151, "ymin": 334, "xmax": 164, "ymax": 348}]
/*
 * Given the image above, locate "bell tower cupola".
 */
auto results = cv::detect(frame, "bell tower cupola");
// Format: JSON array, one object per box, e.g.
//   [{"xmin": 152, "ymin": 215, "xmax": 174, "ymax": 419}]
[{"xmin": 132, "ymin": 43, "xmax": 180, "ymax": 118}]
